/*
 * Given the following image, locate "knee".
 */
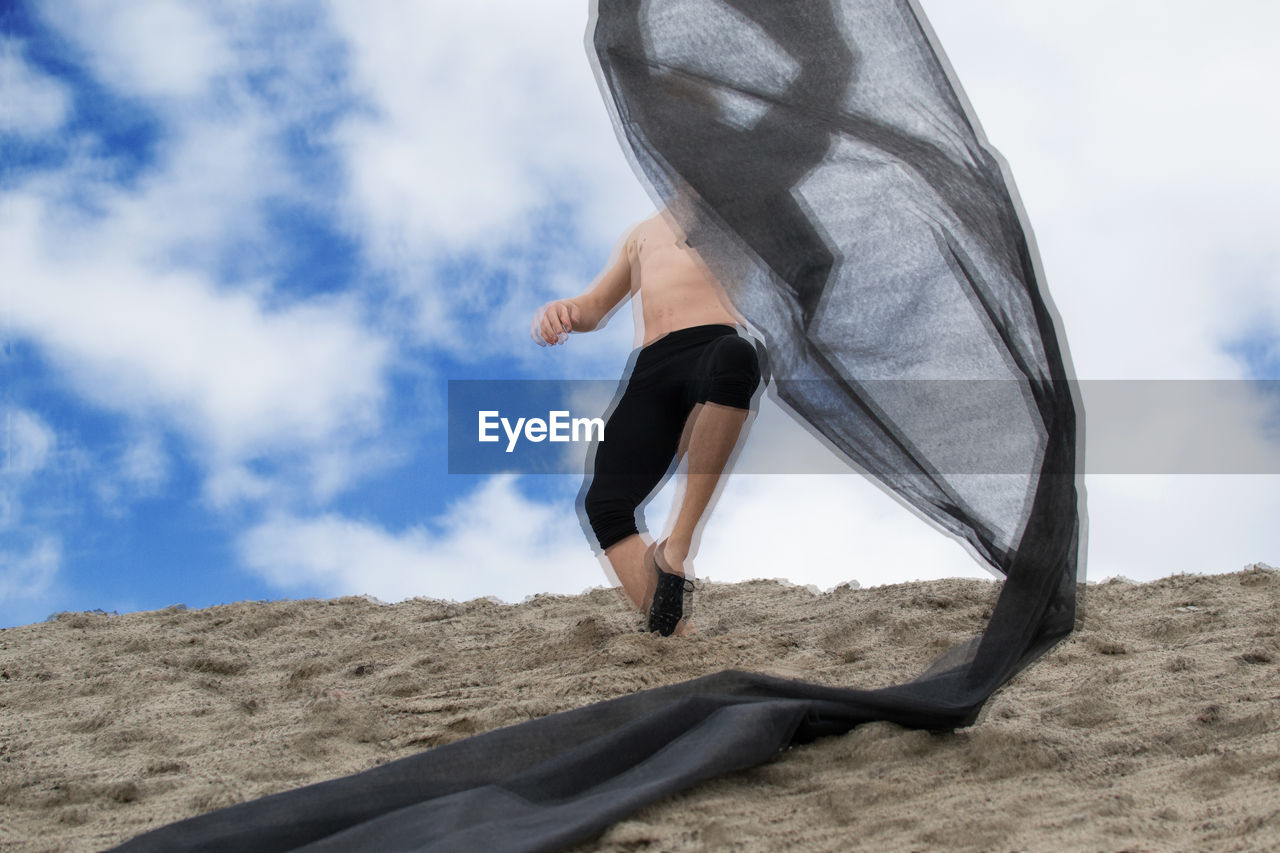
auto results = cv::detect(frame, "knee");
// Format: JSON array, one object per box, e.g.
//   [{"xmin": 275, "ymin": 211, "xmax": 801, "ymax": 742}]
[{"xmin": 584, "ymin": 482, "xmax": 639, "ymax": 551}]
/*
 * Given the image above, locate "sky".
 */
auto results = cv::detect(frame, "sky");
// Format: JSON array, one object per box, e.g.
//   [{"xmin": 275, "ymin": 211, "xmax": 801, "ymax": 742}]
[{"xmin": 2, "ymin": 0, "xmax": 1278, "ymax": 629}]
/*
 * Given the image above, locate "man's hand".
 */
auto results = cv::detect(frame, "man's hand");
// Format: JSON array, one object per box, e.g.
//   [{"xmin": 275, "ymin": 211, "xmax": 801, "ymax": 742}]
[{"xmin": 531, "ymin": 299, "xmax": 581, "ymax": 347}]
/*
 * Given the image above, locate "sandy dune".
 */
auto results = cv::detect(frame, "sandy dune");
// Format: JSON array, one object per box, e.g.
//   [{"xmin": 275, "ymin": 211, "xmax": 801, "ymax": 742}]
[{"xmin": 1, "ymin": 566, "xmax": 1277, "ymax": 851}]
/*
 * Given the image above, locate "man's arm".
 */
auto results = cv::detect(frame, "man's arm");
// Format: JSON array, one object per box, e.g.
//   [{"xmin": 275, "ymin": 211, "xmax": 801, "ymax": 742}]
[
  {"xmin": 569, "ymin": 226, "xmax": 635, "ymax": 331},
  {"xmin": 532, "ymin": 225, "xmax": 636, "ymax": 345}
]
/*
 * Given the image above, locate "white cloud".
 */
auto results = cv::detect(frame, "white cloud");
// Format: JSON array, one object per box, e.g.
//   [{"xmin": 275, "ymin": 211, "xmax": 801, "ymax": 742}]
[
  {"xmin": 239, "ymin": 474, "xmax": 603, "ymax": 602},
  {"xmin": 329, "ymin": 0, "xmax": 644, "ymax": 255},
  {"xmin": 660, "ymin": 471, "xmax": 990, "ymax": 590},
  {"xmin": 0, "ymin": 38, "xmax": 72, "ymax": 137},
  {"xmin": 5, "ymin": 0, "xmax": 1277, "ymax": 618},
  {"xmin": 620, "ymin": 390, "xmax": 1279, "ymax": 589},
  {"xmin": 652, "ymin": 0, "xmax": 1276, "ymax": 589},
  {"xmin": 1, "ymin": 408, "xmax": 57, "ymax": 530},
  {"xmin": 361, "ymin": 0, "xmax": 1279, "ymax": 601},
  {"xmin": 97, "ymin": 115, "xmax": 293, "ymax": 270},
  {"xmin": 1, "ymin": 5, "xmax": 399, "ymax": 507},
  {"xmin": 93, "ymin": 432, "xmax": 172, "ymax": 513},
  {"xmin": 639, "ymin": 467, "xmax": 1279, "ymax": 593},
  {"xmin": 1083, "ymin": 475, "xmax": 1279, "ymax": 580},
  {"xmin": 1082, "ymin": 380, "xmax": 1280, "ymax": 475},
  {"xmin": 918, "ymin": 1, "xmax": 1280, "ymax": 581},
  {"xmin": 36, "ymin": 0, "xmax": 232, "ymax": 100},
  {"xmin": 0, "ymin": 537, "xmax": 61, "ymax": 603},
  {"xmin": 119, "ymin": 433, "xmax": 169, "ymax": 493},
  {"xmin": 326, "ymin": 0, "xmax": 652, "ymax": 358},
  {"xmin": 1, "ymin": 193, "xmax": 389, "ymax": 468},
  {"xmin": 631, "ymin": 397, "xmax": 992, "ymax": 589},
  {"xmin": 2, "ymin": 408, "xmax": 55, "ymax": 479},
  {"xmin": 919, "ymin": 0, "xmax": 1280, "ymax": 380}
]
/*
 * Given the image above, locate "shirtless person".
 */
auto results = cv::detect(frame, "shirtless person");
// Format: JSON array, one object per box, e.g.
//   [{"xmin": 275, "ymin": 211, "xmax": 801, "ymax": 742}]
[{"xmin": 530, "ymin": 208, "xmax": 765, "ymax": 636}]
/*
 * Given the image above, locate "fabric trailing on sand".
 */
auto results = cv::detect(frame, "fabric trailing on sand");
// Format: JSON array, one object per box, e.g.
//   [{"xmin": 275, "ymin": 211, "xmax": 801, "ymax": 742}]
[{"xmin": 112, "ymin": 1, "xmax": 1084, "ymax": 851}]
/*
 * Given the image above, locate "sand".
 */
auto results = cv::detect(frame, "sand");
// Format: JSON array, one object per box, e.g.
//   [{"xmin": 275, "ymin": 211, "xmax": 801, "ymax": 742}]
[{"xmin": 1, "ymin": 565, "xmax": 1278, "ymax": 852}]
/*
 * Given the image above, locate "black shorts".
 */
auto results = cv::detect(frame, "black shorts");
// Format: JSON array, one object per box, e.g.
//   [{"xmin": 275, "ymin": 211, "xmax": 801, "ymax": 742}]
[{"xmin": 581, "ymin": 324, "xmax": 766, "ymax": 551}]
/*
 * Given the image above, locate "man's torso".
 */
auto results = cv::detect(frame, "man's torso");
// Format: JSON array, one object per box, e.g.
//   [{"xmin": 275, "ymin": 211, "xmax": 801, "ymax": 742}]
[{"xmin": 627, "ymin": 212, "xmax": 744, "ymax": 346}]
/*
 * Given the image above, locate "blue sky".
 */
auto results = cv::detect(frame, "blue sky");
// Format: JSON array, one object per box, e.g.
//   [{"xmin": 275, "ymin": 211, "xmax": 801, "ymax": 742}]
[{"xmin": 3, "ymin": 0, "xmax": 1278, "ymax": 629}]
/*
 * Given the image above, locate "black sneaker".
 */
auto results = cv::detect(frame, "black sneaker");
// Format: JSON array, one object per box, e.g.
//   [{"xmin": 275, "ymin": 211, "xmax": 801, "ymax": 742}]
[{"xmin": 647, "ymin": 543, "xmax": 694, "ymax": 636}]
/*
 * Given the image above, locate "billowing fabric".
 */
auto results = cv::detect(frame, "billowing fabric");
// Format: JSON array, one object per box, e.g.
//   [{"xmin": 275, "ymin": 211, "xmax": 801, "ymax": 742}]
[
  {"xmin": 111, "ymin": 2, "xmax": 1084, "ymax": 851},
  {"xmin": 591, "ymin": 0, "xmax": 1084, "ymax": 675}
]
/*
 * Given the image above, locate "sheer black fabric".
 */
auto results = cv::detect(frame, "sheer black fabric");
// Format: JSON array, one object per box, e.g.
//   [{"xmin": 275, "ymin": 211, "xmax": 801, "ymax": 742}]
[
  {"xmin": 591, "ymin": 0, "xmax": 1084, "ymax": 685},
  {"xmin": 111, "ymin": 1, "xmax": 1084, "ymax": 850}
]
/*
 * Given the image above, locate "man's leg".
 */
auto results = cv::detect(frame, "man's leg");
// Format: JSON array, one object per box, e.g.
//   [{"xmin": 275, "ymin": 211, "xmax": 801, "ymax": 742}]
[
  {"xmin": 603, "ymin": 534, "xmax": 656, "ymax": 613},
  {"xmin": 659, "ymin": 401, "xmax": 751, "ymax": 576},
  {"xmin": 591, "ymin": 404, "xmax": 750, "ymax": 623},
  {"xmin": 645, "ymin": 401, "xmax": 750, "ymax": 636},
  {"xmin": 583, "ymin": 371, "xmax": 685, "ymax": 617}
]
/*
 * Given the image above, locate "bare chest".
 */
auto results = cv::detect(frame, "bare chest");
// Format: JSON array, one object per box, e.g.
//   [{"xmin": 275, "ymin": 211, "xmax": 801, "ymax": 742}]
[{"xmin": 629, "ymin": 225, "xmax": 703, "ymax": 286}]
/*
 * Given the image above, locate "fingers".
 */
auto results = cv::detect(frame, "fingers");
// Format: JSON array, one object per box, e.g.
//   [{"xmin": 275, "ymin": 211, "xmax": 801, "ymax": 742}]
[
  {"xmin": 553, "ymin": 303, "xmax": 573, "ymax": 338},
  {"xmin": 531, "ymin": 308, "xmax": 550, "ymax": 346},
  {"xmin": 545, "ymin": 306, "xmax": 564, "ymax": 344},
  {"xmin": 549, "ymin": 302, "xmax": 573, "ymax": 344},
  {"xmin": 561, "ymin": 303, "xmax": 579, "ymax": 344},
  {"xmin": 532, "ymin": 302, "xmax": 570, "ymax": 346}
]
